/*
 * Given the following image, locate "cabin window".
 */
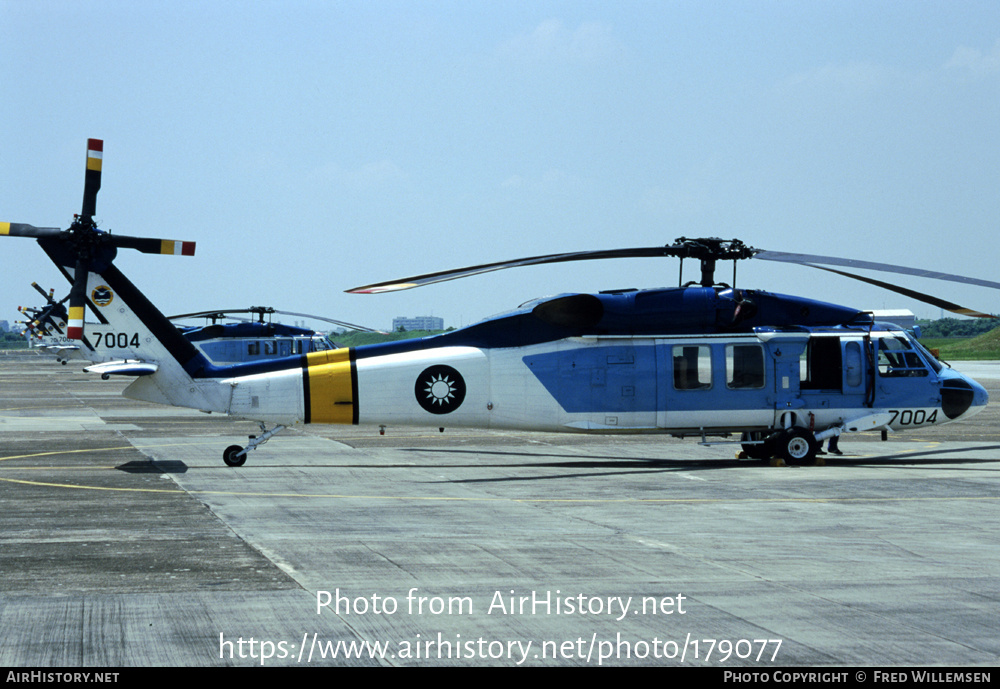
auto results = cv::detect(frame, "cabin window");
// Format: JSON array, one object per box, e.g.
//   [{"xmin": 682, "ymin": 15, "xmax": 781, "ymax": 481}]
[
  {"xmin": 726, "ymin": 344, "xmax": 765, "ymax": 389},
  {"xmin": 264, "ymin": 341, "xmax": 276, "ymax": 356},
  {"xmin": 247, "ymin": 342, "xmax": 260, "ymax": 356},
  {"xmin": 800, "ymin": 337, "xmax": 842, "ymax": 390},
  {"xmin": 878, "ymin": 337, "xmax": 928, "ymax": 377},
  {"xmin": 845, "ymin": 341, "xmax": 863, "ymax": 387},
  {"xmin": 673, "ymin": 345, "xmax": 712, "ymax": 390}
]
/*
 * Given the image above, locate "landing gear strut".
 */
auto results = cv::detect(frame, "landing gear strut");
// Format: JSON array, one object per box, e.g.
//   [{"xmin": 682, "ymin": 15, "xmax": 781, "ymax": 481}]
[{"xmin": 223, "ymin": 423, "xmax": 286, "ymax": 467}]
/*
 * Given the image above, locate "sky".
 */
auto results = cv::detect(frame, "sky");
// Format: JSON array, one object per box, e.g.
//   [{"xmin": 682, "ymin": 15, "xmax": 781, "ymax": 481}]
[{"xmin": 2, "ymin": 1, "xmax": 999, "ymax": 333}]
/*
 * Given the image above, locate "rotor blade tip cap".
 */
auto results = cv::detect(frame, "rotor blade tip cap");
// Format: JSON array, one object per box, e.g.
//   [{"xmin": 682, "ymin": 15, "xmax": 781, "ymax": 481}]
[
  {"xmin": 160, "ymin": 240, "xmax": 196, "ymax": 256},
  {"xmin": 86, "ymin": 140, "xmax": 103, "ymax": 169}
]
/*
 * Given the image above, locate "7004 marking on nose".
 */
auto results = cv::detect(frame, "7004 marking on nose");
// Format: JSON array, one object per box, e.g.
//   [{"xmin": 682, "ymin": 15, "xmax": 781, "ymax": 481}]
[
  {"xmin": 92, "ymin": 332, "xmax": 140, "ymax": 349},
  {"xmin": 887, "ymin": 409, "xmax": 938, "ymax": 427}
]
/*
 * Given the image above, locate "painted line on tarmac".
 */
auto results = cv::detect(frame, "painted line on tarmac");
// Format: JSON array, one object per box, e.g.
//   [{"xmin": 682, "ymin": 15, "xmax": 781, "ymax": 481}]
[
  {"xmin": 0, "ymin": 442, "xmax": 196, "ymax": 462},
  {"xmin": 2, "ymin": 442, "xmax": 998, "ymax": 503},
  {"xmin": 0, "ymin": 472, "xmax": 997, "ymax": 505}
]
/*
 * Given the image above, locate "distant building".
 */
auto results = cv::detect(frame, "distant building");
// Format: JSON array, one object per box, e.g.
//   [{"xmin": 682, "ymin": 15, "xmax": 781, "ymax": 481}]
[
  {"xmin": 871, "ymin": 309, "xmax": 916, "ymax": 330},
  {"xmin": 392, "ymin": 316, "xmax": 444, "ymax": 332},
  {"xmin": 0, "ymin": 320, "xmax": 8, "ymax": 333}
]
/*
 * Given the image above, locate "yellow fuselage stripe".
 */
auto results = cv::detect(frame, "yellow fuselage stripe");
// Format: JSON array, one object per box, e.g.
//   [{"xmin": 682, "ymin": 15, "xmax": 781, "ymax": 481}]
[{"xmin": 303, "ymin": 348, "xmax": 356, "ymax": 424}]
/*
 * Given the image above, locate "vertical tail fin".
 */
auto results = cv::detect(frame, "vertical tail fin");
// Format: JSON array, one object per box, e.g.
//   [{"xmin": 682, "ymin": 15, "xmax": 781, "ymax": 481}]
[{"xmin": 39, "ymin": 239, "xmax": 232, "ymax": 413}]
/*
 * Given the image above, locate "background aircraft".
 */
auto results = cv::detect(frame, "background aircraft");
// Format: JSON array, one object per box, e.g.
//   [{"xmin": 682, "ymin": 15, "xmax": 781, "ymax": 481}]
[
  {"xmin": 170, "ymin": 306, "xmax": 380, "ymax": 365},
  {"xmin": 19, "ymin": 290, "xmax": 376, "ymax": 371}
]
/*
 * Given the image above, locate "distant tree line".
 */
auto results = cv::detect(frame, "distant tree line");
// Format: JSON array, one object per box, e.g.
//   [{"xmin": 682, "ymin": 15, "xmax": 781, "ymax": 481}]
[
  {"xmin": 330, "ymin": 328, "xmax": 453, "ymax": 348},
  {"xmin": 0, "ymin": 332, "xmax": 28, "ymax": 349},
  {"xmin": 917, "ymin": 317, "xmax": 1000, "ymax": 338}
]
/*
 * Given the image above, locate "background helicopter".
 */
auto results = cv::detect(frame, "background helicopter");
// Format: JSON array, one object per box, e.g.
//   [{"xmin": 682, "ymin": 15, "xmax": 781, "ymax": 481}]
[
  {"xmin": 16, "ymin": 283, "xmax": 76, "ymax": 359},
  {"xmin": 18, "ymin": 286, "xmax": 379, "ymax": 371},
  {"xmin": 2, "ymin": 140, "xmax": 996, "ymax": 467},
  {"xmin": 169, "ymin": 306, "xmax": 381, "ymax": 365}
]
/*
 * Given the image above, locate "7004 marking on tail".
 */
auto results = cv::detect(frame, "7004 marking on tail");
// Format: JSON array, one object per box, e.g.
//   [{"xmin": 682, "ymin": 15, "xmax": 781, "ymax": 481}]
[{"xmin": 92, "ymin": 331, "xmax": 140, "ymax": 349}]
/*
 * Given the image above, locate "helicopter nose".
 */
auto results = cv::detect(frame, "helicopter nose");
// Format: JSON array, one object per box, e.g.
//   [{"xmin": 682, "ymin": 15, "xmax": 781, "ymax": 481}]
[
  {"xmin": 940, "ymin": 377, "xmax": 988, "ymax": 420},
  {"xmin": 972, "ymin": 378, "xmax": 989, "ymax": 408}
]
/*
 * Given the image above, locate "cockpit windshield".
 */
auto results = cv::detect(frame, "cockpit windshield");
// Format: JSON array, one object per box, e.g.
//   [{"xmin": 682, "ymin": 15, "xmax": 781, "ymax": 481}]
[
  {"xmin": 311, "ymin": 334, "xmax": 334, "ymax": 352},
  {"xmin": 908, "ymin": 334, "xmax": 944, "ymax": 374}
]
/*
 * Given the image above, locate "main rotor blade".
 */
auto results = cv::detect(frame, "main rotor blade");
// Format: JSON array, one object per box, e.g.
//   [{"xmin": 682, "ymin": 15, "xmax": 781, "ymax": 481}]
[
  {"xmin": 168, "ymin": 308, "xmax": 380, "ymax": 333},
  {"xmin": 346, "ymin": 246, "xmax": 684, "ymax": 293},
  {"xmin": 81, "ymin": 138, "xmax": 102, "ymax": 220},
  {"xmin": 1, "ymin": 223, "xmax": 63, "ymax": 238},
  {"xmin": 168, "ymin": 309, "xmax": 248, "ymax": 321},
  {"xmin": 754, "ymin": 250, "xmax": 1000, "ymax": 292},
  {"xmin": 807, "ymin": 264, "xmax": 997, "ymax": 319},
  {"xmin": 271, "ymin": 309, "xmax": 381, "ymax": 333}
]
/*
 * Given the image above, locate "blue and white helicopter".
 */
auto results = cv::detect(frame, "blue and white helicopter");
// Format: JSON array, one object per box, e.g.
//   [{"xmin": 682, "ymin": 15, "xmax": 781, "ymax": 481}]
[{"xmin": 2, "ymin": 139, "xmax": 994, "ymax": 466}]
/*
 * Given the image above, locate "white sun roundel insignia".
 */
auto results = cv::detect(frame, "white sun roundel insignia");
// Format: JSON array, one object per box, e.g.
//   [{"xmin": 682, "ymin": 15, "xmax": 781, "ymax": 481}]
[{"xmin": 415, "ymin": 365, "xmax": 466, "ymax": 414}]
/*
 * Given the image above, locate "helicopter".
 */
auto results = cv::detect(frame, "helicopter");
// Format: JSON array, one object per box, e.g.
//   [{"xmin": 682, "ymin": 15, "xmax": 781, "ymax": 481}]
[
  {"xmin": 16, "ymin": 283, "xmax": 78, "ymax": 359},
  {"xmin": 169, "ymin": 307, "xmax": 380, "ymax": 365},
  {"xmin": 2, "ymin": 139, "xmax": 994, "ymax": 467}
]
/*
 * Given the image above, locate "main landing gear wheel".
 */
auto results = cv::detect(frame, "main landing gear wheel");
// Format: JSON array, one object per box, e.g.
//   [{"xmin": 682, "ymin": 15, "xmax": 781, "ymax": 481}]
[
  {"xmin": 776, "ymin": 428, "xmax": 819, "ymax": 465},
  {"xmin": 223, "ymin": 445, "xmax": 247, "ymax": 467}
]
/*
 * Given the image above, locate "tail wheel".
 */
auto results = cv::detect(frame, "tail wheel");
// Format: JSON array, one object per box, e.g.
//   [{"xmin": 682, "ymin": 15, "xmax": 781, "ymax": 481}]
[
  {"xmin": 223, "ymin": 445, "xmax": 247, "ymax": 467},
  {"xmin": 778, "ymin": 428, "xmax": 818, "ymax": 465}
]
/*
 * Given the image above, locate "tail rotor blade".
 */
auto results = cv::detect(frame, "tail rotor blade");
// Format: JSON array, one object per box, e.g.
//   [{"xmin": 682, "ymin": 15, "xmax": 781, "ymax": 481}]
[
  {"xmin": 81, "ymin": 138, "xmax": 103, "ymax": 220},
  {"xmin": 110, "ymin": 235, "xmax": 196, "ymax": 256},
  {"xmin": 1, "ymin": 223, "xmax": 62, "ymax": 238},
  {"xmin": 66, "ymin": 258, "xmax": 89, "ymax": 340},
  {"xmin": 31, "ymin": 282, "xmax": 52, "ymax": 301}
]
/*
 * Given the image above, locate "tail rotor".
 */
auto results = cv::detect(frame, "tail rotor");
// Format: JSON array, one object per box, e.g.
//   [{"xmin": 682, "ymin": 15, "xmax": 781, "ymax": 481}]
[{"xmin": 2, "ymin": 139, "xmax": 197, "ymax": 339}]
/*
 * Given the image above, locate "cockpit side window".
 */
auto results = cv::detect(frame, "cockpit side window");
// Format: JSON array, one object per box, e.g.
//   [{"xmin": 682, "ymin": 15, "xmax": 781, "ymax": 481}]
[{"xmin": 878, "ymin": 336, "xmax": 929, "ymax": 377}]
